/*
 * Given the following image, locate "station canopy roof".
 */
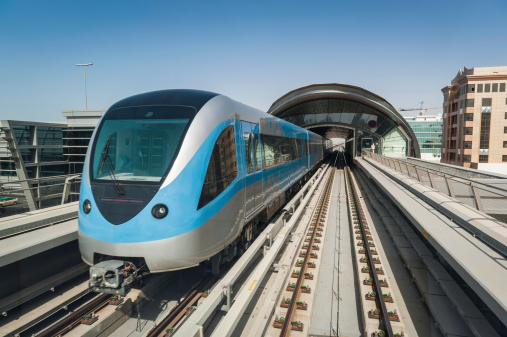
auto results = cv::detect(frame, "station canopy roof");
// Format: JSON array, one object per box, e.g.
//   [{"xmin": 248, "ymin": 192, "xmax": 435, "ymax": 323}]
[{"xmin": 268, "ymin": 83, "xmax": 420, "ymax": 157}]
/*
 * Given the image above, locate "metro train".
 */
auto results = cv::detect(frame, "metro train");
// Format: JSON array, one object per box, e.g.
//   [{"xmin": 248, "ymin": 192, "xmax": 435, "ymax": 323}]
[{"xmin": 78, "ymin": 89, "xmax": 332, "ymax": 292}]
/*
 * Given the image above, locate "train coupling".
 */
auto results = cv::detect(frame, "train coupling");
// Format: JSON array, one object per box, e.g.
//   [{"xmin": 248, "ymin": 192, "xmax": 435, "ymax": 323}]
[{"xmin": 89, "ymin": 260, "xmax": 139, "ymax": 296}]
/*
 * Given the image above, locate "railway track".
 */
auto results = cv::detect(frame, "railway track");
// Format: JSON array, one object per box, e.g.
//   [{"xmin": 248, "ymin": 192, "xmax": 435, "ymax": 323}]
[
  {"xmin": 345, "ymin": 167, "xmax": 402, "ymax": 337},
  {"xmin": 273, "ymin": 167, "xmax": 335, "ymax": 336},
  {"xmin": 8, "ymin": 164, "xmax": 333, "ymax": 337},
  {"xmin": 35, "ymin": 293, "xmax": 111, "ymax": 337},
  {"xmin": 146, "ymin": 276, "xmax": 215, "ymax": 337}
]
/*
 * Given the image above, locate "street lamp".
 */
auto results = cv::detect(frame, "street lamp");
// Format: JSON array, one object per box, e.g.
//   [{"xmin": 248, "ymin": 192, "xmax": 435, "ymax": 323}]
[{"xmin": 76, "ymin": 63, "xmax": 93, "ymax": 110}]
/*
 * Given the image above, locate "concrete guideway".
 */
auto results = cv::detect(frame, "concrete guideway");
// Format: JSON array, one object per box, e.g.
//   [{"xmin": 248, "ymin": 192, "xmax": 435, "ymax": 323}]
[
  {"xmin": 174, "ymin": 164, "xmax": 331, "ymax": 337},
  {"xmin": 0, "ymin": 203, "xmax": 83, "ymax": 335},
  {"xmin": 0, "ymin": 278, "xmax": 89, "ymax": 337},
  {"xmin": 309, "ymin": 169, "xmax": 362, "ymax": 337},
  {"xmin": 362, "ymin": 152, "xmax": 507, "ymax": 253},
  {"xmin": 0, "ymin": 163, "xmax": 331, "ymax": 337},
  {"xmin": 355, "ymin": 157, "xmax": 507, "ymax": 328},
  {"xmin": 354, "ymin": 168, "xmax": 500, "ymax": 337},
  {"xmin": 0, "ymin": 201, "xmax": 79, "ymax": 268},
  {"xmin": 0, "ymin": 219, "xmax": 78, "ymax": 268},
  {"xmin": 346, "ymin": 168, "xmax": 407, "ymax": 337},
  {"xmin": 262, "ymin": 168, "xmax": 335, "ymax": 336},
  {"xmin": 0, "ymin": 201, "xmax": 77, "ymax": 239},
  {"xmin": 66, "ymin": 269, "xmax": 206, "ymax": 337},
  {"xmin": 3, "ymin": 153, "xmax": 506, "ymax": 337},
  {"xmin": 241, "ymin": 170, "xmax": 328, "ymax": 337}
]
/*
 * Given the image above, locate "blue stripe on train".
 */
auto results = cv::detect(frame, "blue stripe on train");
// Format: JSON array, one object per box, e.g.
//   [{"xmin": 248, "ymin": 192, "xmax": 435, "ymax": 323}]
[{"xmin": 79, "ymin": 119, "xmax": 318, "ymax": 243}]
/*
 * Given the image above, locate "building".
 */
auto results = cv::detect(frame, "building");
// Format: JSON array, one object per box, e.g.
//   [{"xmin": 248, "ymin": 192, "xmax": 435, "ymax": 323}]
[
  {"xmin": 0, "ymin": 110, "xmax": 103, "ymax": 212},
  {"xmin": 441, "ymin": 66, "xmax": 507, "ymax": 174},
  {"xmin": 404, "ymin": 114, "xmax": 443, "ymax": 161},
  {"xmin": 268, "ymin": 84, "xmax": 420, "ymax": 159}
]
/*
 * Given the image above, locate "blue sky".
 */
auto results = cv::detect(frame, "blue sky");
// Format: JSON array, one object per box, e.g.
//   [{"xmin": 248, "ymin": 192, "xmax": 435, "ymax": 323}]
[{"xmin": 1, "ymin": 0, "xmax": 507, "ymax": 121}]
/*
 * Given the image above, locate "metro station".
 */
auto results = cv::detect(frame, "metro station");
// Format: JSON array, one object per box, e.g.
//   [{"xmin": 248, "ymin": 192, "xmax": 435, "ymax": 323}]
[{"xmin": 0, "ymin": 83, "xmax": 506, "ymax": 337}]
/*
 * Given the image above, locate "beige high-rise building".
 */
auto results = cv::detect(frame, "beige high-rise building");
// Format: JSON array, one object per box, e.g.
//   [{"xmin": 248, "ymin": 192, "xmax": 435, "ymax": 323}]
[{"xmin": 441, "ymin": 66, "xmax": 507, "ymax": 174}]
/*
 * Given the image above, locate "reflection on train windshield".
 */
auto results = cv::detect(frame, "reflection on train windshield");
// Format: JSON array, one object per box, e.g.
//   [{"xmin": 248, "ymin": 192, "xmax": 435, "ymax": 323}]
[{"xmin": 92, "ymin": 119, "xmax": 189, "ymax": 182}]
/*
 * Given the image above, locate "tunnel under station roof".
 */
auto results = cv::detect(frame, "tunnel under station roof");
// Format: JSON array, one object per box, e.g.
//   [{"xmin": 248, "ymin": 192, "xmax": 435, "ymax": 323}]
[{"xmin": 268, "ymin": 84, "xmax": 420, "ymax": 158}]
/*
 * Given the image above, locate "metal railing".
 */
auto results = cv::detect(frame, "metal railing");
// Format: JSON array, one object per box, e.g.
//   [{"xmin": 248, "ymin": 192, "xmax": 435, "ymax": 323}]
[
  {"xmin": 362, "ymin": 149, "xmax": 507, "ymax": 220},
  {"xmin": 402, "ymin": 157, "xmax": 505, "ymax": 179},
  {"xmin": 0, "ymin": 174, "xmax": 82, "ymax": 215}
]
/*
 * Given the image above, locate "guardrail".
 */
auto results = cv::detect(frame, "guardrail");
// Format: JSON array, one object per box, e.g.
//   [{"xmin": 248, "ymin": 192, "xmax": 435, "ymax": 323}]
[
  {"xmin": 402, "ymin": 157, "xmax": 505, "ymax": 179},
  {"xmin": 361, "ymin": 150, "xmax": 507, "ymax": 217}
]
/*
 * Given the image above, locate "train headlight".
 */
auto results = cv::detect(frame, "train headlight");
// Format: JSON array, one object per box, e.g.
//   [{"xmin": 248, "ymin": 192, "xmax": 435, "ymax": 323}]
[
  {"xmin": 152, "ymin": 204, "xmax": 168, "ymax": 219},
  {"xmin": 83, "ymin": 199, "xmax": 92, "ymax": 214}
]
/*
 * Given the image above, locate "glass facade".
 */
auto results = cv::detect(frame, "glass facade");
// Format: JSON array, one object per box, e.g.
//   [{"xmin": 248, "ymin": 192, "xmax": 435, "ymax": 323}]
[
  {"xmin": 405, "ymin": 117, "xmax": 443, "ymax": 159},
  {"xmin": 278, "ymin": 98, "xmax": 415, "ymax": 157},
  {"xmin": 12, "ymin": 125, "xmax": 32, "ymax": 145},
  {"xmin": 382, "ymin": 128, "xmax": 408, "ymax": 157},
  {"xmin": 37, "ymin": 126, "xmax": 63, "ymax": 146},
  {"xmin": 63, "ymin": 127, "xmax": 94, "ymax": 175},
  {"xmin": 1, "ymin": 114, "xmax": 102, "ymax": 212}
]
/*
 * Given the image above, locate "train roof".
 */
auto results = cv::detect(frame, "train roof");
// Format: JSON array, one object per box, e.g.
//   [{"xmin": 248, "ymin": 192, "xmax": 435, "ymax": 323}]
[{"xmin": 108, "ymin": 89, "xmax": 219, "ymax": 112}]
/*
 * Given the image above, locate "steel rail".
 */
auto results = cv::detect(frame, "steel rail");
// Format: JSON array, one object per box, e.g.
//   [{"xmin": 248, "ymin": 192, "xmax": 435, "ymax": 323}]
[
  {"xmin": 147, "ymin": 275, "xmax": 215, "ymax": 337},
  {"xmin": 279, "ymin": 167, "xmax": 334, "ymax": 337},
  {"xmin": 198, "ymin": 163, "xmax": 330, "ymax": 337},
  {"xmin": 35, "ymin": 293, "xmax": 110, "ymax": 337},
  {"xmin": 345, "ymin": 166, "xmax": 394, "ymax": 337}
]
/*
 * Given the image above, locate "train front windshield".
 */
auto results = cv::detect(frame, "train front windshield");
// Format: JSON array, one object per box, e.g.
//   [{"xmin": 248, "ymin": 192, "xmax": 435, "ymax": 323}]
[{"xmin": 91, "ymin": 106, "xmax": 195, "ymax": 183}]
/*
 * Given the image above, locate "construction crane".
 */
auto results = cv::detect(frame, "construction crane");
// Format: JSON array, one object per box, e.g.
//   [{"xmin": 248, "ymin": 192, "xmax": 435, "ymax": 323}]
[{"xmin": 398, "ymin": 101, "xmax": 441, "ymax": 115}]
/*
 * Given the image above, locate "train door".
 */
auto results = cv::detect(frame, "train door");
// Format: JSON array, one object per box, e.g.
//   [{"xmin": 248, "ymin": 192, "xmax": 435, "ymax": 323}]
[
  {"xmin": 251, "ymin": 124, "xmax": 263, "ymax": 210},
  {"xmin": 243, "ymin": 122, "xmax": 263, "ymax": 218},
  {"xmin": 305, "ymin": 132, "xmax": 310, "ymax": 170},
  {"xmin": 243, "ymin": 123, "xmax": 255, "ymax": 217}
]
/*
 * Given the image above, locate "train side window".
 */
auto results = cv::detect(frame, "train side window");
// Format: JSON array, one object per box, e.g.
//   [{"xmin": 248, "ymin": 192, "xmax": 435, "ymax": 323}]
[
  {"xmin": 292, "ymin": 138, "xmax": 299, "ymax": 158},
  {"xmin": 198, "ymin": 125, "xmax": 237, "ymax": 209},
  {"xmin": 280, "ymin": 141, "xmax": 292, "ymax": 162},
  {"xmin": 244, "ymin": 133, "xmax": 254, "ymax": 174},
  {"xmin": 253, "ymin": 133, "xmax": 261, "ymax": 171},
  {"xmin": 293, "ymin": 138, "xmax": 300, "ymax": 158},
  {"xmin": 261, "ymin": 135, "xmax": 274, "ymax": 168}
]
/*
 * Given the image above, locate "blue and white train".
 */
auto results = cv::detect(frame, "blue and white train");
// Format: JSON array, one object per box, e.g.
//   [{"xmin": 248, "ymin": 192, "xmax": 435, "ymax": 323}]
[{"xmin": 79, "ymin": 90, "xmax": 331, "ymax": 286}]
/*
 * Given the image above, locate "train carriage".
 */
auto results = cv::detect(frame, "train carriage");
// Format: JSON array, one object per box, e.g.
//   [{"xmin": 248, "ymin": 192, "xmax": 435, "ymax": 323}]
[{"xmin": 79, "ymin": 90, "xmax": 331, "ymax": 291}]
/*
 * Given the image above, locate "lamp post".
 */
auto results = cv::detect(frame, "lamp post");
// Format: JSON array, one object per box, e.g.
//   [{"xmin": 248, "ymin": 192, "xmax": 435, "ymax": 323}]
[{"xmin": 76, "ymin": 63, "xmax": 93, "ymax": 110}]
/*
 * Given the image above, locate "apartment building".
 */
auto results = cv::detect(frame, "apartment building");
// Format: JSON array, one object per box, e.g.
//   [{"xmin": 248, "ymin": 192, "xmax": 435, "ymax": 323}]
[{"xmin": 441, "ymin": 66, "xmax": 507, "ymax": 174}]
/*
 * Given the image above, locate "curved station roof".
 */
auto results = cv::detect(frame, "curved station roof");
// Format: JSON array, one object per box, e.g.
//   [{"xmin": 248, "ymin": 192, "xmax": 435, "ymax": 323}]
[{"xmin": 268, "ymin": 84, "xmax": 420, "ymax": 158}]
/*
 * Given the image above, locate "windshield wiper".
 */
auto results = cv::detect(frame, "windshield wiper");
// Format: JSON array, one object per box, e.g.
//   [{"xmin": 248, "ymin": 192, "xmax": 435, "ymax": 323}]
[
  {"xmin": 98, "ymin": 135, "xmax": 126, "ymax": 196},
  {"xmin": 98, "ymin": 135, "xmax": 113, "ymax": 177}
]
